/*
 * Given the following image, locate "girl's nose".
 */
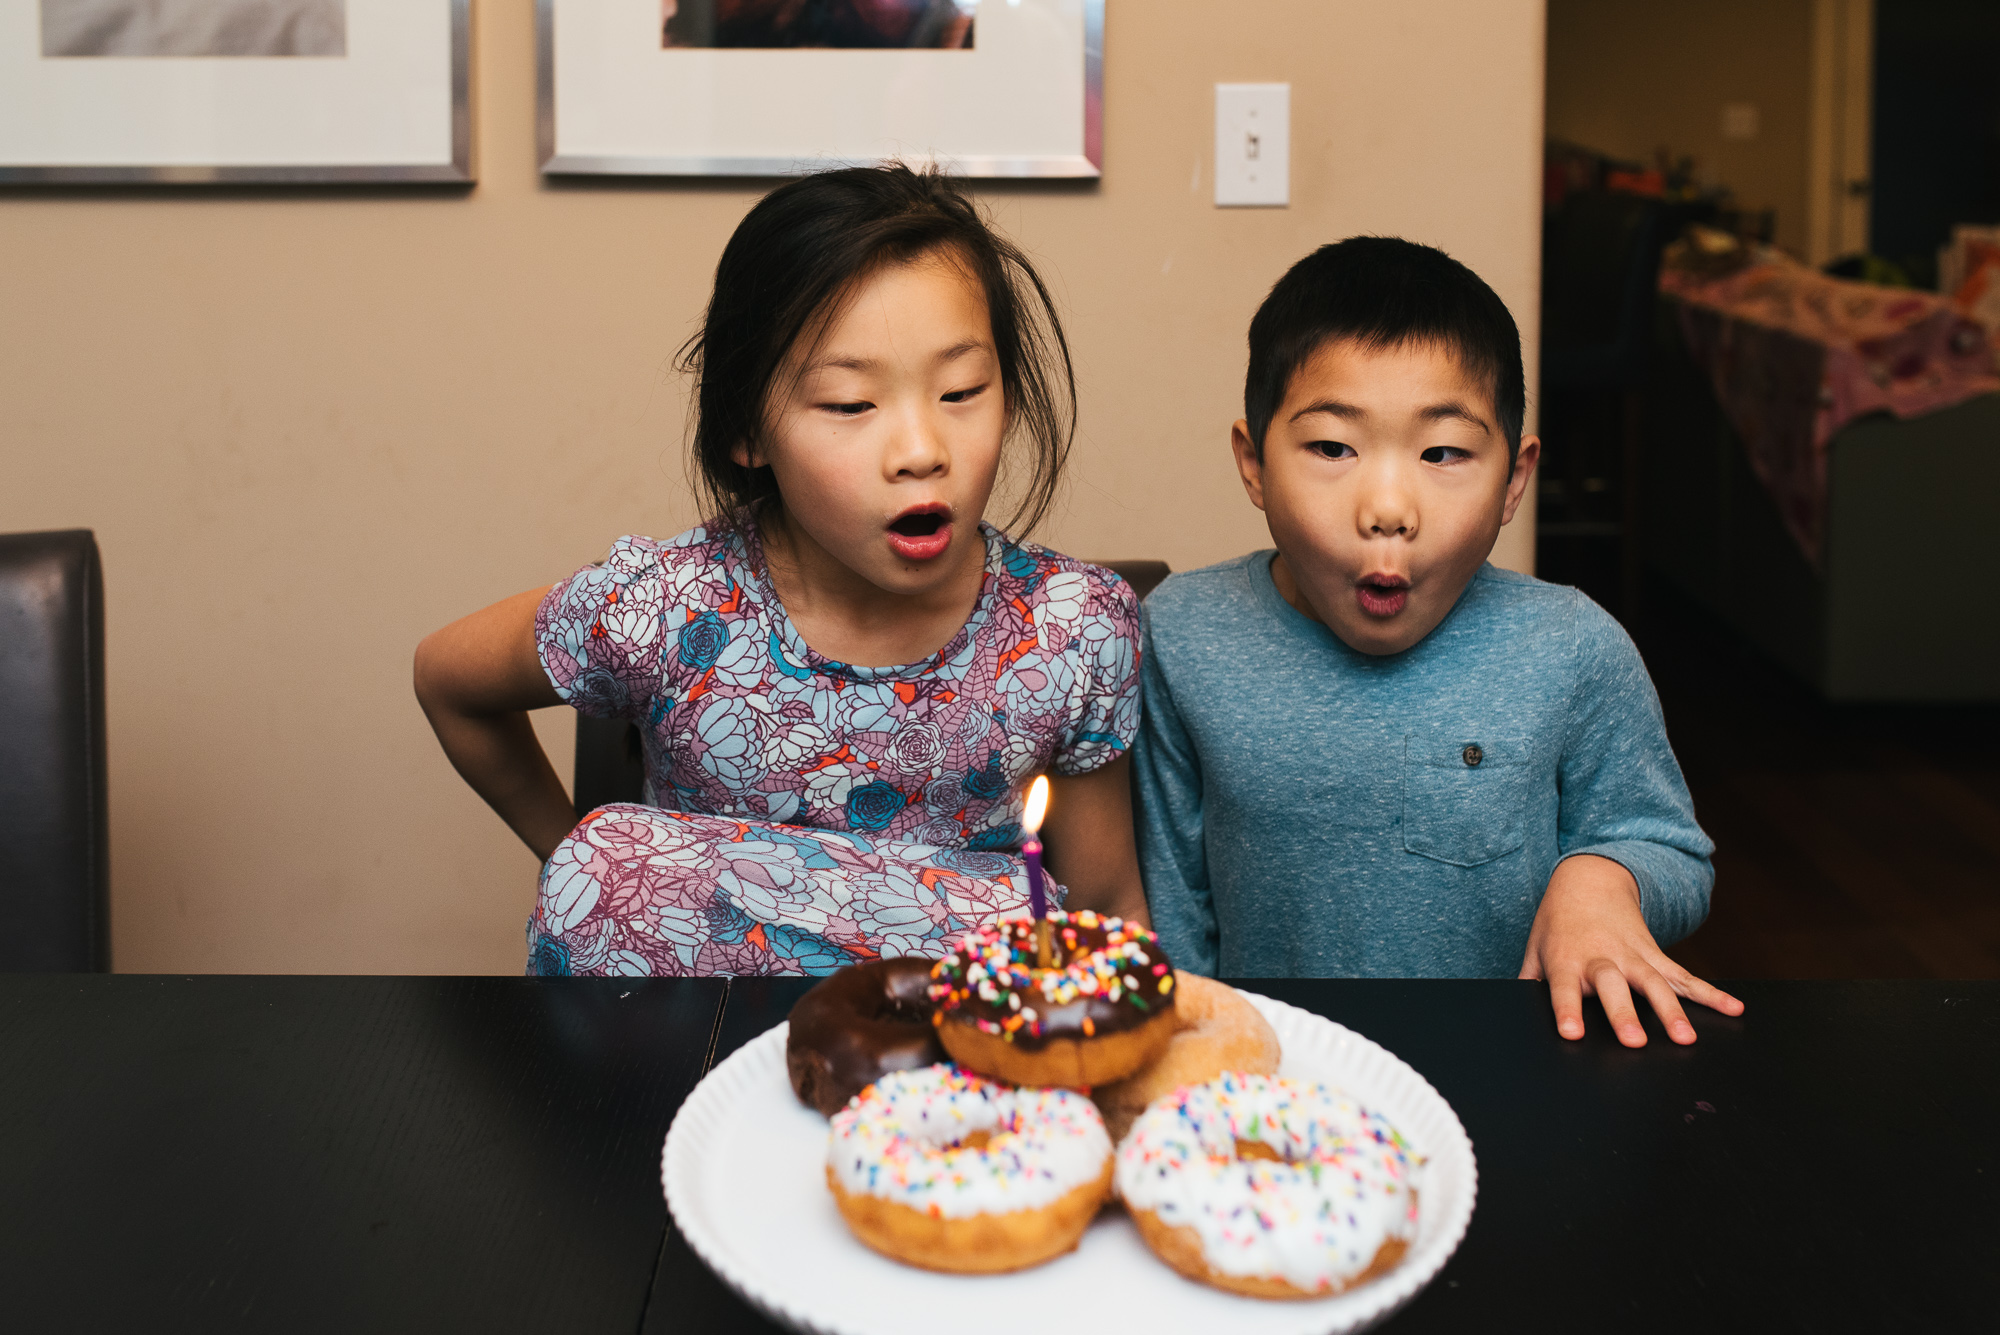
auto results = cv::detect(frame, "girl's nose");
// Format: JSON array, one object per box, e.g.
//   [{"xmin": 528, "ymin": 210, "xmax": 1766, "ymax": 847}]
[{"xmin": 885, "ymin": 408, "xmax": 950, "ymax": 480}]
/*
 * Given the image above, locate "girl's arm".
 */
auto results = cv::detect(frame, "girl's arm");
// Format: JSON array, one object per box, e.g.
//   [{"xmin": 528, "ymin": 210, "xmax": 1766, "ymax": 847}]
[
  {"xmin": 413, "ymin": 586, "xmax": 576, "ymax": 862},
  {"xmin": 1040, "ymin": 754, "xmax": 1149, "ymax": 927}
]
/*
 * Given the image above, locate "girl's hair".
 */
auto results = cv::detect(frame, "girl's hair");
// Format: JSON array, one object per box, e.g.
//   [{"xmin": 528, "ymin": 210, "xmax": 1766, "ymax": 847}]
[{"xmin": 679, "ymin": 163, "xmax": 1075, "ymax": 538}]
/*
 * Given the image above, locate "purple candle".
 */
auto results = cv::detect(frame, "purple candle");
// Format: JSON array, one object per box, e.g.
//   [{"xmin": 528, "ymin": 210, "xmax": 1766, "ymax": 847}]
[
  {"xmin": 1023, "ymin": 837, "xmax": 1048, "ymax": 919},
  {"xmin": 1020, "ymin": 776, "xmax": 1052, "ymax": 919}
]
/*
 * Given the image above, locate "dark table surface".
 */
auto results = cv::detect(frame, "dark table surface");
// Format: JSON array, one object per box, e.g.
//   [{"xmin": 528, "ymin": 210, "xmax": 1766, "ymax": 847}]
[{"xmin": 2, "ymin": 976, "xmax": 1994, "ymax": 1333}]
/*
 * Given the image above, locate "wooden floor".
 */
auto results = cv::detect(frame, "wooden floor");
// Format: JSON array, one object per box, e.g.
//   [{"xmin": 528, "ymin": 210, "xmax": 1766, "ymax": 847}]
[{"xmin": 1628, "ymin": 585, "xmax": 2000, "ymax": 981}]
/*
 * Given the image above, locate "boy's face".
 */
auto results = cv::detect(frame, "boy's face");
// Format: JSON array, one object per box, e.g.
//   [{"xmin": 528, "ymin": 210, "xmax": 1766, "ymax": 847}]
[{"xmin": 1232, "ymin": 337, "xmax": 1539, "ymax": 656}]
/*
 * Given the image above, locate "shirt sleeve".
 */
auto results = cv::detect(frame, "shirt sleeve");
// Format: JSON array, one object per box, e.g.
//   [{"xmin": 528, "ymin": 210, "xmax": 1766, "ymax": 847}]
[
  {"xmin": 1048, "ymin": 567, "xmax": 1142, "ymax": 777},
  {"xmin": 1131, "ymin": 605, "xmax": 1220, "ymax": 975},
  {"xmin": 1556, "ymin": 599, "xmax": 1715, "ymax": 946},
  {"xmin": 534, "ymin": 535, "xmax": 668, "ymax": 721}
]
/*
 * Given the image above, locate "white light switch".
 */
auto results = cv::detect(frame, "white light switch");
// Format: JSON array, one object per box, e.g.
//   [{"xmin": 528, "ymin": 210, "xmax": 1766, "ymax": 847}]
[
  {"xmin": 1215, "ymin": 83, "xmax": 1290, "ymax": 207},
  {"xmin": 1721, "ymin": 103, "xmax": 1760, "ymax": 140}
]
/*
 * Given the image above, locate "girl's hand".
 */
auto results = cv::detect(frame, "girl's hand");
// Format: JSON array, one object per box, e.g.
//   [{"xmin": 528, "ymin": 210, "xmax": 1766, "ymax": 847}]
[
  {"xmin": 1039, "ymin": 755, "xmax": 1150, "ymax": 927},
  {"xmin": 413, "ymin": 586, "xmax": 576, "ymax": 862},
  {"xmin": 1519, "ymin": 854, "xmax": 1744, "ymax": 1047}
]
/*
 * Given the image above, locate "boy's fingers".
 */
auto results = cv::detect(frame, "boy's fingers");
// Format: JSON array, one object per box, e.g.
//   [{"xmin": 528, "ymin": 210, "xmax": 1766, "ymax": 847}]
[
  {"xmin": 1634, "ymin": 964, "xmax": 1698, "ymax": 1045},
  {"xmin": 1547, "ymin": 966, "xmax": 1586, "ymax": 1041},
  {"xmin": 1672, "ymin": 969, "xmax": 1746, "ymax": 1017},
  {"xmin": 1589, "ymin": 963, "xmax": 1649, "ymax": 1048}
]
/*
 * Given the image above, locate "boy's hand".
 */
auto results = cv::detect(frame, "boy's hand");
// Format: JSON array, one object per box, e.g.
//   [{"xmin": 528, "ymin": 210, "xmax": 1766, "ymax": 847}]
[{"xmin": 1519, "ymin": 854, "xmax": 1744, "ymax": 1047}]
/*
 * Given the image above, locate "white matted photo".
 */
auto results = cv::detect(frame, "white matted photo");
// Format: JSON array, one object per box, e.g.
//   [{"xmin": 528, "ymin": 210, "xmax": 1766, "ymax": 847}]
[
  {"xmin": 0, "ymin": 0, "xmax": 471, "ymax": 183},
  {"xmin": 539, "ymin": 0, "xmax": 1102, "ymax": 177}
]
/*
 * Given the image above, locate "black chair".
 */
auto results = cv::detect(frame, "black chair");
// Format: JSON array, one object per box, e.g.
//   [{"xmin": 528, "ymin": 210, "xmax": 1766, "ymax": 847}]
[
  {"xmin": 571, "ymin": 558, "xmax": 1172, "ymax": 816},
  {"xmin": 0, "ymin": 530, "xmax": 110, "ymax": 971}
]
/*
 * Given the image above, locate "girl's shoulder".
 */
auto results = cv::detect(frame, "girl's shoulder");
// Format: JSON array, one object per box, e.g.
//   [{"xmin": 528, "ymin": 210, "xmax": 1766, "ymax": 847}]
[
  {"xmin": 581, "ymin": 523, "xmax": 747, "ymax": 593},
  {"xmin": 985, "ymin": 529, "xmax": 1141, "ymax": 636}
]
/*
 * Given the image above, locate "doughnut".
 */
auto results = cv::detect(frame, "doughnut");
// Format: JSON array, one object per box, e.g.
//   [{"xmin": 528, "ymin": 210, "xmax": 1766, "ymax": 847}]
[
  {"xmin": 825, "ymin": 1065, "xmax": 1114, "ymax": 1273},
  {"xmin": 1091, "ymin": 973, "xmax": 1282, "ymax": 1143},
  {"xmin": 1116, "ymin": 1073, "xmax": 1420, "ymax": 1299},
  {"xmin": 786, "ymin": 958, "xmax": 948, "ymax": 1116},
  {"xmin": 927, "ymin": 910, "xmax": 1178, "ymax": 1089}
]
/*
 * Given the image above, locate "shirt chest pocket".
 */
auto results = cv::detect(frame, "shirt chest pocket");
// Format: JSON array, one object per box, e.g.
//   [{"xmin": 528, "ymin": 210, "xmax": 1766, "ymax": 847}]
[{"xmin": 1402, "ymin": 734, "xmax": 1533, "ymax": 868}]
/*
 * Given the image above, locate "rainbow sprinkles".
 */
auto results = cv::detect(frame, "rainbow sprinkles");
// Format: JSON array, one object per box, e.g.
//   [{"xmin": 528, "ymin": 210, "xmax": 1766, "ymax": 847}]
[
  {"xmin": 927, "ymin": 910, "xmax": 1175, "ymax": 1044},
  {"xmin": 1116, "ymin": 1073, "xmax": 1423, "ymax": 1294}
]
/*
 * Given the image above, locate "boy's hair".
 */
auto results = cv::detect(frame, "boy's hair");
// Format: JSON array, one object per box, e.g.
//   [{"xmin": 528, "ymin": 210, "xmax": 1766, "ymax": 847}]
[
  {"xmin": 680, "ymin": 163, "xmax": 1074, "ymax": 537},
  {"xmin": 1244, "ymin": 236, "xmax": 1525, "ymax": 468}
]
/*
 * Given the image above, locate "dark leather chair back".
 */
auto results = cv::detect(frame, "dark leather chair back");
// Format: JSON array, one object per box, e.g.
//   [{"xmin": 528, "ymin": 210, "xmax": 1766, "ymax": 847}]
[
  {"xmin": 0, "ymin": 530, "xmax": 110, "ymax": 971},
  {"xmin": 570, "ymin": 557, "xmax": 1171, "ymax": 817}
]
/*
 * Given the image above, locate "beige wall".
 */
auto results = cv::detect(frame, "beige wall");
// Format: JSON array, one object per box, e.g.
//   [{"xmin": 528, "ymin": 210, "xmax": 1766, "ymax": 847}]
[
  {"xmin": 1547, "ymin": 0, "xmax": 1813, "ymax": 257},
  {"xmin": 0, "ymin": 0, "xmax": 1545, "ymax": 973}
]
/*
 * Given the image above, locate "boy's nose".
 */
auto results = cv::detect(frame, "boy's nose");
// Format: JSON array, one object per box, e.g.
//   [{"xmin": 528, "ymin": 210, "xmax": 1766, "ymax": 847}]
[{"xmin": 1357, "ymin": 480, "xmax": 1417, "ymax": 538}]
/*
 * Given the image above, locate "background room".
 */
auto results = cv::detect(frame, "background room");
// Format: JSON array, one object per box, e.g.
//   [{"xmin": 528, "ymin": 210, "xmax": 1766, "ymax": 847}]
[
  {"xmin": 1537, "ymin": 0, "xmax": 2000, "ymax": 980},
  {"xmin": 5, "ymin": 4, "xmax": 1995, "ymax": 1331}
]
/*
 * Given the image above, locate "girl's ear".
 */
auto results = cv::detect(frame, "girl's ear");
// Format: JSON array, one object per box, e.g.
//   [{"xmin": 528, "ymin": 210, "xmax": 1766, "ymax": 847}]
[{"xmin": 731, "ymin": 439, "xmax": 765, "ymax": 470}]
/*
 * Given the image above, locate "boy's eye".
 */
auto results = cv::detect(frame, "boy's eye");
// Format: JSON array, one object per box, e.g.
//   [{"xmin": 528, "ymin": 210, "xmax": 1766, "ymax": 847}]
[
  {"xmin": 1308, "ymin": 440, "xmax": 1357, "ymax": 461},
  {"xmin": 940, "ymin": 383, "xmax": 987, "ymax": 404},
  {"xmin": 1421, "ymin": 446, "xmax": 1473, "ymax": 464}
]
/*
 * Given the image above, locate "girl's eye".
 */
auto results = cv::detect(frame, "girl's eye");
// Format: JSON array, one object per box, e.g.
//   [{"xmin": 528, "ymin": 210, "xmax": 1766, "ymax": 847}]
[
  {"xmin": 1422, "ymin": 446, "xmax": 1472, "ymax": 464},
  {"xmin": 1309, "ymin": 440, "xmax": 1357, "ymax": 460},
  {"xmin": 941, "ymin": 384, "xmax": 987, "ymax": 404},
  {"xmin": 823, "ymin": 401, "xmax": 872, "ymax": 416}
]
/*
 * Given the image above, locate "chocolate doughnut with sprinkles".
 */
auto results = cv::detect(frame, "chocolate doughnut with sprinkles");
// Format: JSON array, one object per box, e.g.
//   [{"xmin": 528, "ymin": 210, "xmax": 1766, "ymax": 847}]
[{"xmin": 928, "ymin": 910, "xmax": 1179, "ymax": 1088}]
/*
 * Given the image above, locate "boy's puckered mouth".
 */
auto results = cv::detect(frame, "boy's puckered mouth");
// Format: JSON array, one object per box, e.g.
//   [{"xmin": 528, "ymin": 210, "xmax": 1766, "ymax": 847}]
[
  {"xmin": 887, "ymin": 502, "xmax": 953, "ymax": 561},
  {"xmin": 1355, "ymin": 572, "xmax": 1410, "ymax": 618}
]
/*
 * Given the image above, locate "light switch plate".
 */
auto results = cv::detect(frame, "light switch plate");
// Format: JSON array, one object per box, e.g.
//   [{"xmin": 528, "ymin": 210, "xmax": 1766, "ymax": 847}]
[
  {"xmin": 1721, "ymin": 102, "xmax": 1760, "ymax": 139},
  {"xmin": 1215, "ymin": 83, "xmax": 1290, "ymax": 207}
]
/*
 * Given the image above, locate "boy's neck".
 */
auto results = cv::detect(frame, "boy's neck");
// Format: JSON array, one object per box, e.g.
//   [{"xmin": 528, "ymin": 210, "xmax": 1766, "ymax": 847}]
[{"xmin": 1268, "ymin": 552, "xmax": 1325, "ymax": 627}]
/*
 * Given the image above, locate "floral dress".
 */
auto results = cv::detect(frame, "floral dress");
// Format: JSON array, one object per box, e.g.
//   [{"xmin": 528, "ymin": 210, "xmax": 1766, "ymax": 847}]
[{"xmin": 527, "ymin": 518, "xmax": 1141, "ymax": 977}]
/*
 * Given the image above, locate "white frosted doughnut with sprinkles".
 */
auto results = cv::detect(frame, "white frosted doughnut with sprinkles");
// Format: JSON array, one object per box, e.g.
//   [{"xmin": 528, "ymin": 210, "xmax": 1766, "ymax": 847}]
[
  {"xmin": 825, "ymin": 1065, "xmax": 1114, "ymax": 1273},
  {"xmin": 1116, "ymin": 1073, "xmax": 1421, "ymax": 1299}
]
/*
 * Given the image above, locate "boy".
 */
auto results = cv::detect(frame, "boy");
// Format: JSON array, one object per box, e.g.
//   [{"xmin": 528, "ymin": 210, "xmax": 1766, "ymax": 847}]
[{"xmin": 1135, "ymin": 237, "xmax": 1742, "ymax": 1047}]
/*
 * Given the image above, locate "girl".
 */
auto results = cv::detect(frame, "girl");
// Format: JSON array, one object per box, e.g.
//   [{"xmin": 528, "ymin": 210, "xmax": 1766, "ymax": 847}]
[{"xmin": 414, "ymin": 164, "xmax": 1147, "ymax": 977}]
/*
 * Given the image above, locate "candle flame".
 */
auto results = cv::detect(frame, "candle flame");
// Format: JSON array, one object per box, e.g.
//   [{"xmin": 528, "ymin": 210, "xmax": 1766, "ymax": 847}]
[{"xmin": 1022, "ymin": 774, "xmax": 1050, "ymax": 833}]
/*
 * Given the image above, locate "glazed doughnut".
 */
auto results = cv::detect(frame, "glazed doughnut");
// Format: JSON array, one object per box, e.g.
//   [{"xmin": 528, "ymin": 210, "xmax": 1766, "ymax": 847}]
[
  {"xmin": 825, "ymin": 1065, "xmax": 1113, "ymax": 1273},
  {"xmin": 1116, "ymin": 1073, "xmax": 1420, "ymax": 1299},
  {"xmin": 927, "ymin": 910, "xmax": 1178, "ymax": 1089},
  {"xmin": 1091, "ymin": 973, "xmax": 1282, "ymax": 1143},
  {"xmin": 786, "ymin": 958, "xmax": 948, "ymax": 1116}
]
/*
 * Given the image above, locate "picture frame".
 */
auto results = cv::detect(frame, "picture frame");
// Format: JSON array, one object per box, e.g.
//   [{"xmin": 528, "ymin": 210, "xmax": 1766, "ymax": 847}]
[
  {"xmin": 0, "ymin": 1, "xmax": 472, "ymax": 185},
  {"xmin": 536, "ymin": 0, "xmax": 1102, "ymax": 179}
]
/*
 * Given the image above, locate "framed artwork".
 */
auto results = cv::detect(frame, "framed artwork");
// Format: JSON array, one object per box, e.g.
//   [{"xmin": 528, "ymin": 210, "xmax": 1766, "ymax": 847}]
[
  {"xmin": 0, "ymin": 1, "xmax": 472, "ymax": 184},
  {"xmin": 537, "ymin": 0, "xmax": 1103, "ymax": 178}
]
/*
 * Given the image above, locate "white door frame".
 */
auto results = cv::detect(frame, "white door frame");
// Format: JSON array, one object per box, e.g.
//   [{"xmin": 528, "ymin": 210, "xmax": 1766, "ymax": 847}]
[{"xmin": 1807, "ymin": 0, "xmax": 1873, "ymax": 265}]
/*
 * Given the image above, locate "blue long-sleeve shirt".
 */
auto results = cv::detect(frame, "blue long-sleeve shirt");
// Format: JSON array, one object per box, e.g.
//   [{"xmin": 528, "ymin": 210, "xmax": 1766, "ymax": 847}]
[{"xmin": 1134, "ymin": 553, "xmax": 1714, "ymax": 978}]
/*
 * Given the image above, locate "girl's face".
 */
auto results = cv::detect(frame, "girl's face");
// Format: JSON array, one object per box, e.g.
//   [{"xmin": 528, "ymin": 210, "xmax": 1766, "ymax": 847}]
[{"xmin": 742, "ymin": 252, "xmax": 1005, "ymax": 599}]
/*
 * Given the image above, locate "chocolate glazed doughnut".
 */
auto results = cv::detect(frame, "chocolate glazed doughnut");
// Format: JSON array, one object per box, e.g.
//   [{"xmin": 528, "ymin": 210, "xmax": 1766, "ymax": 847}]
[
  {"xmin": 787, "ymin": 958, "xmax": 948, "ymax": 1116},
  {"xmin": 928, "ymin": 911, "xmax": 1179, "ymax": 1089}
]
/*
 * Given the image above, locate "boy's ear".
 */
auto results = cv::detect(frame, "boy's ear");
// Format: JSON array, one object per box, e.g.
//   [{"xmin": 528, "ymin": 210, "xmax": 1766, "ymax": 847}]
[
  {"xmin": 1230, "ymin": 420, "xmax": 1269, "ymax": 513},
  {"xmin": 1500, "ymin": 435, "xmax": 1540, "ymax": 526}
]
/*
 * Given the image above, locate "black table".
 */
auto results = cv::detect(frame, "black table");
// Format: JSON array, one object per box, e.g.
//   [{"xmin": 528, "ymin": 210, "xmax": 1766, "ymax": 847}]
[{"xmin": 2, "ymin": 977, "xmax": 1993, "ymax": 1332}]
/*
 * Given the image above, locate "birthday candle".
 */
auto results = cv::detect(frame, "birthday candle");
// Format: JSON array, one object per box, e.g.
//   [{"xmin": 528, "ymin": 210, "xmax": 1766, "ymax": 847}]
[{"xmin": 1021, "ymin": 775, "xmax": 1051, "ymax": 918}]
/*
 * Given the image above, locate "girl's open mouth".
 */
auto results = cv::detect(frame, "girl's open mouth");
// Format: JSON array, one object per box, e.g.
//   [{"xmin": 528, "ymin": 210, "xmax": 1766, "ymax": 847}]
[
  {"xmin": 1355, "ymin": 576, "xmax": 1409, "ymax": 617},
  {"xmin": 887, "ymin": 507, "xmax": 953, "ymax": 562}
]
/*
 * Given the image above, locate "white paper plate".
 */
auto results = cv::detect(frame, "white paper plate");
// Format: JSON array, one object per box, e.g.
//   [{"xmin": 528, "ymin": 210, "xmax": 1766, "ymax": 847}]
[{"xmin": 663, "ymin": 989, "xmax": 1477, "ymax": 1335}]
